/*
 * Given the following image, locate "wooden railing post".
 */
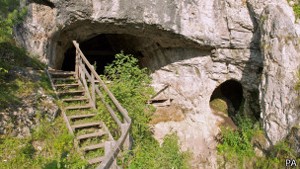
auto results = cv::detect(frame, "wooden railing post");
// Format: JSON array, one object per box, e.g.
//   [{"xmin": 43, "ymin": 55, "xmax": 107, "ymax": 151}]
[
  {"xmin": 91, "ymin": 65, "xmax": 96, "ymax": 109},
  {"xmin": 105, "ymin": 141, "xmax": 118, "ymax": 169},
  {"xmin": 75, "ymin": 48, "xmax": 79, "ymax": 79},
  {"xmin": 80, "ymin": 59, "xmax": 85, "ymax": 84},
  {"xmin": 121, "ymin": 123, "xmax": 131, "ymax": 151}
]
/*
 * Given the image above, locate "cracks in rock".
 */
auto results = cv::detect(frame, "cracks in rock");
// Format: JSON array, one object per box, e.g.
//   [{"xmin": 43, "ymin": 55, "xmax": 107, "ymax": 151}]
[
  {"xmin": 245, "ymin": 0, "xmax": 261, "ymax": 47},
  {"xmin": 224, "ymin": 0, "xmax": 233, "ymax": 48}
]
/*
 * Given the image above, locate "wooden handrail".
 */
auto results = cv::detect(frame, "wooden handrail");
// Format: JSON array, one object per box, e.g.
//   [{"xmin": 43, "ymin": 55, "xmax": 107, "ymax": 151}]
[
  {"xmin": 72, "ymin": 40, "xmax": 132, "ymax": 169},
  {"xmin": 73, "ymin": 41, "xmax": 131, "ymax": 123}
]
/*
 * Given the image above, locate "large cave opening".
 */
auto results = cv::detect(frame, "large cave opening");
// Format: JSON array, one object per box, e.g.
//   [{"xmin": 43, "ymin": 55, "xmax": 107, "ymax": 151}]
[
  {"xmin": 61, "ymin": 34, "xmax": 145, "ymax": 74},
  {"xmin": 210, "ymin": 80, "xmax": 244, "ymax": 119}
]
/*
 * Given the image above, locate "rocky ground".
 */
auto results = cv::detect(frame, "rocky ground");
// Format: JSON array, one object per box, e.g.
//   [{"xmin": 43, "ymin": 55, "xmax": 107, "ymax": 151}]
[{"xmin": 0, "ymin": 67, "xmax": 58, "ymax": 137}]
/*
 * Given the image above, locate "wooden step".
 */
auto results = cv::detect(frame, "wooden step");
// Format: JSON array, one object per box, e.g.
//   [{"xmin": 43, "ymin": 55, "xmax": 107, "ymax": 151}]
[
  {"xmin": 50, "ymin": 71, "xmax": 75, "ymax": 77},
  {"xmin": 69, "ymin": 114, "xmax": 96, "ymax": 120},
  {"xmin": 72, "ymin": 122, "xmax": 101, "ymax": 130},
  {"xmin": 87, "ymin": 156, "xmax": 104, "ymax": 165},
  {"xmin": 62, "ymin": 97, "xmax": 89, "ymax": 102},
  {"xmin": 82, "ymin": 142, "xmax": 105, "ymax": 152},
  {"xmin": 65, "ymin": 104, "xmax": 92, "ymax": 111},
  {"xmin": 57, "ymin": 90, "xmax": 85, "ymax": 96},
  {"xmin": 76, "ymin": 131, "xmax": 106, "ymax": 140},
  {"xmin": 52, "ymin": 78, "xmax": 77, "ymax": 81},
  {"xmin": 48, "ymin": 70, "xmax": 74, "ymax": 73},
  {"xmin": 54, "ymin": 83, "xmax": 79, "ymax": 88}
]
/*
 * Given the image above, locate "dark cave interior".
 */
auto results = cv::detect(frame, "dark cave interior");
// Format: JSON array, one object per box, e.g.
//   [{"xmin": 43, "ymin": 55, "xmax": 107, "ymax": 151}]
[
  {"xmin": 210, "ymin": 80, "xmax": 244, "ymax": 116},
  {"xmin": 61, "ymin": 34, "xmax": 145, "ymax": 74}
]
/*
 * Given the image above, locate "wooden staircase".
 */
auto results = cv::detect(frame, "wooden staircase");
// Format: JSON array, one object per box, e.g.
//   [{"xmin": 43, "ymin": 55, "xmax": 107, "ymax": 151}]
[
  {"xmin": 46, "ymin": 41, "xmax": 132, "ymax": 169},
  {"xmin": 48, "ymin": 70, "xmax": 114, "ymax": 166}
]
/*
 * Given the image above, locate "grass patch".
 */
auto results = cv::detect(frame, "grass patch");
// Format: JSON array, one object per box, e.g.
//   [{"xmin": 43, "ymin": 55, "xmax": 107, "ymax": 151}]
[
  {"xmin": 217, "ymin": 115, "xmax": 256, "ymax": 167},
  {"xmin": 0, "ymin": 40, "xmax": 86, "ymax": 168},
  {"xmin": 0, "ymin": 117, "xmax": 87, "ymax": 169},
  {"xmin": 0, "ymin": 42, "xmax": 50, "ymax": 110},
  {"xmin": 217, "ymin": 113, "xmax": 300, "ymax": 168},
  {"xmin": 126, "ymin": 134, "xmax": 191, "ymax": 169},
  {"xmin": 210, "ymin": 98, "xmax": 228, "ymax": 114}
]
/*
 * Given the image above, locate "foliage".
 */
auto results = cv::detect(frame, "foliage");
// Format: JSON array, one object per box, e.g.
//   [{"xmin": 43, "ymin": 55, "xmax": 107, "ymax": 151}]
[
  {"xmin": 0, "ymin": 0, "xmax": 27, "ymax": 42},
  {"xmin": 0, "ymin": 118, "xmax": 87, "ymax": 169},
  {"xmin": 296, "ymin": 70, "xmax": 300, "ymax": 91},
  {"xmin": 217, "ymin": 115, "xmax": 256, "ymax": 167},
  {"xmin": 127, "ymin": 134, "xmax": 190, "ymax": 169},
  {"xmin": 0, "ymin": 37, "xmax": 85, "ymax": 168},
  {"xmin": 0, "ymin": 42, "xmax": 47, "ymax": 110},
  {"xmin": 217, "ymin": 113, "xmax": 300, "ymax": 168},
  {"xmin": 103, "ymin": 51, "xmax": 154, "ymax": 141},
  {"xmin": 293, "ymin": 4, "xmax": 300, "ymax": 19},
  {"xmin": 102, "ymin": 52, "xmax": 190, "ymax": 168}
]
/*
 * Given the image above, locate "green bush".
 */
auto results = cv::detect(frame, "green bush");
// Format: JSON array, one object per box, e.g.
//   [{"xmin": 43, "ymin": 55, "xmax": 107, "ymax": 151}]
[
  {"xmin": 0, "ymin": 0, "xmax": 27, "ymax": 42},
  {"xmin": 217, "ymin": 115, "xmax": 256, "ymax": 167},
  {"xmin": 103, "ymin": 51, "xmax": 155, "ymax": 141},
  {"xmin": 293, "ymin": 4, "xmax": 300, "ymax": 19},
  {"xmin": 102, "ymin": 52, "xmax": 190, "ymax": 168},
  {"xmin": 128, "ymin": 134, "xmax": 190, "ymax": 169},
  {"xmin": 217, "ymin": 113, "xmax": 300, "ymax": 168}
]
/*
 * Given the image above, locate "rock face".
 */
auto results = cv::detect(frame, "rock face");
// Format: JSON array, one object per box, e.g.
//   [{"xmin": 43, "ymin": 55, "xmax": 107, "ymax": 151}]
[
  {"xmin": 15, "ymin": 0, "xmax": 300, "ymax": 167},
  {"xmin": 259, "ymin": 4, "xmax": 300, "ymax": 145},
  {"xmin": 0, "ymin": 67, "xmax": 59, "ymax": 137}
]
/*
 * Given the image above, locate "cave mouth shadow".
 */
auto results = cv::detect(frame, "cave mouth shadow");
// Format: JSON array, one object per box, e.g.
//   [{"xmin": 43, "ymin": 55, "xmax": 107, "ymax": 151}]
[
  {"xmin": 60, "ymin": 32, "xmax": 211, "ymax": 75},
  {"xmin": 61, "ymin": 34, "xmax": 145, "ymax": 75},
  {"xmin": 210, "ymin": 79, "xmax": 244, "ymax": 120}
]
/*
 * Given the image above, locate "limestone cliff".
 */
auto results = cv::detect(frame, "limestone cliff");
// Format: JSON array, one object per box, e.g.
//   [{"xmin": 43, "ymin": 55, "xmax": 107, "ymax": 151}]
[{"xmin": 15, "ymin": 0, "xmax": 300, "ymax": 168}]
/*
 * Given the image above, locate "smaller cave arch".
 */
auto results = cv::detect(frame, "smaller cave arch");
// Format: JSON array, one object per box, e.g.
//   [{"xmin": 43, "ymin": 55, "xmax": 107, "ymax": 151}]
[{"xmin": 209, "ymin": 79, "xmax": 244, "ymax": 119}]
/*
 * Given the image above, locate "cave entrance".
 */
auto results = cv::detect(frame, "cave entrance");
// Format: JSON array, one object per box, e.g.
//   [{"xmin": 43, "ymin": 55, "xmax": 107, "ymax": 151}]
[
  {"xmin": 209, "ymin": 80, "xmax": 244, "ymax": 118},
  {"xmin": 61, "ymin": 34, "xmax": 144, "ymax": 74}
]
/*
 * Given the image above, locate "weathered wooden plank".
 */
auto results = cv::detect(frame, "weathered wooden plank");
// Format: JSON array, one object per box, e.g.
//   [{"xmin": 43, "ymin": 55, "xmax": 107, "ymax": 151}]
[
  {"xmin": 82, "ymin": 142, "xmax": 105, "ymax": 152},
  {"xmin": 65, "ymin": 104, "xmax": 92, "ymax": 110},
  {"xmin": 72, "ymin": 122, "xmax": 101, "ymax": 130},
  {"xmin": 88, "ymin": 156, "xmax": 105, "ymax": 165},
  {"xmin": 62, "ymin": 97, "xmax": 89, "ymax": 102},
  {"xmin": 91, "ymin": 66, "xmax": 96, "ymax": 109},
  {"xmin": 76, "ymin": 131, "xmax": 105, "ymax": 140},
  {"xmin": 54, "ymin": 83, "xmax": 79, "ymax": 88},
  {"xmin": 69, "ymin": 114, "xmax": 96, "ymax": 120}
]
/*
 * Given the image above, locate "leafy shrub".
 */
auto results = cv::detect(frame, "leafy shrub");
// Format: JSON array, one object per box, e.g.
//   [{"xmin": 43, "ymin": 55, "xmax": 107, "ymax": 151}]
[
  {"xmin": 128, "ymin": 134, "xmax": 190, "ymax": 169},
  {"xmin": 103, "ymin": 51, "xmax": 154, "ymax": 141},
  {"xmin": 217, "ymin": 115, "xmax": 256, "ymax": 167},
  {"xmin": 217, "ymin": 112, "xmax": 300, "ymax": 168},
  {"xmin": 293, "ymin": 4, "xmax": 300, "ymax": 19},
  {"xmin": 0, "ymin": 0, "xmax": 27, "ymax": 42},
  {"xmin": 102, "ymin": 52, "xmax": 190, "ymax": 168}
]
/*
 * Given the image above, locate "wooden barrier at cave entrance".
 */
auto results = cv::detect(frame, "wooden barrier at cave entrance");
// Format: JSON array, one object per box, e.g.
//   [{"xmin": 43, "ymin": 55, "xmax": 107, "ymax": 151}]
[{"xmin": 47, "ymin": 40, "xmax": 132, "ymax": 169}]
